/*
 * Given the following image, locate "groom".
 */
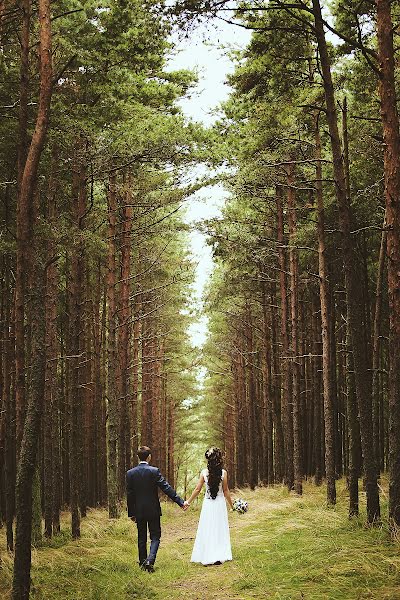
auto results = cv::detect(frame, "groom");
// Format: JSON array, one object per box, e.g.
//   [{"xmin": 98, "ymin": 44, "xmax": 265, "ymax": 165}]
[{"xmin": 126, "ymin": 446, "xmax": 188, "ymax": 572}]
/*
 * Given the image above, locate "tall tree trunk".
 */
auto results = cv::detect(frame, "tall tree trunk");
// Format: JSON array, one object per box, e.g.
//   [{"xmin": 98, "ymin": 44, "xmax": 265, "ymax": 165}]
[
  {"xmin": 67, "ymin": 155, "xmax": 86, "ymax": 538},
  {"xmin": 131, "ymin": 298, "xmax": 140, "ymax": 460},
  {"xmin": 286, "ymin": 164, "xmax": 302, "ymax": 495},
  {"xmin": 315, "ymin": 114, "xmax": 336, "ymax": 505},
  {"xmin": 167, "ymin": 391, "xmax": 175, "ymax": 487},
  {"xmin": 4, "ymin": 264, "xmax": 15, "ymax": 551},
  {"xmin": 43, "ymin": 145, "xmax": 59, "ymax": 538},
  {"xmin": 141, "ymin": 307, "xmax": 154, "ymax": 448},
  {"xmin": 12, "ymin": 0, "xmax": 53, "ymax": 593},
  {"xmin": 246, "ymin": 307, "xmax": 259, "ymax": 489},
  {"xmin": 372, "ymin": 214, "xmax": 387, "ymax": 475},
  {"xmin": 236, "ymin": 341, "xmax": 248, "ymax": 485},
  {"xmin": 107, "ymin": 174, "xmax": 119, "ymax": 519},
  {"xmin": 312, "ymin": 0, "xmax": 380, "ymax": 522},
  {"xmin": 43, "ymin": 224, "xmax": 57, "ymax": 537},
  {"xmin": 276, "ymin": 185, "xmax": 294, "ymax": 490},
  {"xmin": 93, "ymin": 259, "xmax": 103, "ymax": 503},
  {"xmin": 15, "ymin": 0, "xmax": 31, "ymax": 455},
  {"xmin": 346, "ymin": 308, "xmax": 360, "ymax": 517},
  {"xmin": 375, "ymin": 0, "xmax": 400, "ymax": 528},
  {"xmin": 262, "ymin": 286, "xmax": 274, "ymax": 484},
  {"xmin": 270, "ymin": 284, "xmax": 285, "ymax": 482},
  {"xmin": 12, "ymin": 264, "xmax": 46, "ymax": 600},
  {"xmin": 118, "ymin": 175, "xmax": 133, "ymax": 488},
  {"xmin": 312, "ymin": 294, "xmax": 323, "ymax": 485}
]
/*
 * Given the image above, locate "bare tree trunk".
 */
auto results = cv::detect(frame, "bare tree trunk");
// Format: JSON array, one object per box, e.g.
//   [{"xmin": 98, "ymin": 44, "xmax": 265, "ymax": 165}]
[
  {"xmin": 93, "ymin": 259, "xmax": 103, "ymax": 502},
  {"xmin": 12, "ymin": 0, "xmax": 53, "ymax": 593},
  {"xmin": 276, "ymin": 186, "xmax": 294, "ymax": 490},
  {"xmin": 131, "ymin": 298, "xmax": 140, "ymax": 460},
  {"xmin": 43, "ymin": 159, "xmax": 59, "ymax": 537},
  {"xmin": 67, "ymin": 154, "xmax": 87, "ymax": 537},
  {"xmin": 315, "ymin": 114, "xmax": 336, "ymax": 505},
  {"xmin": 236, "ymin": 339, "xmax": 248, "ymax": 485},
  {"xmin": 107, "ymin": 174, "xmax": 119, "ymax": 518},
  {"xmin": 15, "ymin": 0, "xmax": 31, "ymax": 455},
  {"xmin": 375, "ymin": 0, "xmax": 400, "ymax": 528},
  {"xmin": 100, "ymin": 283, "xmax": 108, "ymax": 504},
  {"xmin": 12, "ymin": 263, "xmax": 46, "ymax": 600},
  {"xmin": 119, "ymin": 175, "xmax": 133, "ymax": 482},
  {"xmin": 372, "ymin": 215, "xmax": 387, "ymax": 476},
  {"xmin": 286, "ymin": 164, "xmax": 302, "ymax": 495},
  {"xmin": 262, "ymin": 286, "xmax": 274, "ymax": 484},
  {"xmin": 346, "ymin": 307, "xmax": 360, "ymax": 517},
  {"xmin": 270, "ymin": 284, "xmax": 285, "ymax": 482},
  {"xmin": 141, "ymin": 307, "xmax": 150, "ymax": 445},
  {"xmin": 312, "ymin": 294, "xmax": 323, "ymax": 485},
  {"xmin": 160, "ymin": 348, "xmax": 167, "ymax": 476},
  {"xmin": 246, "ymin": 307, "xmax": 259, "ymax": 489},
  {"xmin": 167, "ymin": 391, "xmax": 175, "ymax": 487},
  {"xmin": 151, "ymin": 339, "xmax": 162, "ymax": 469},
  {"xmin": 4, "ymin": 263, "xmax": 16, "ymax": 551}
]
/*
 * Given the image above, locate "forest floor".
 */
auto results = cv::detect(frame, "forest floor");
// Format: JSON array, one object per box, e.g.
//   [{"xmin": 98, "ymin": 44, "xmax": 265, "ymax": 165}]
[{"xmin": 1, "ymin": 480, "xmax": 400, "ymax": 600}]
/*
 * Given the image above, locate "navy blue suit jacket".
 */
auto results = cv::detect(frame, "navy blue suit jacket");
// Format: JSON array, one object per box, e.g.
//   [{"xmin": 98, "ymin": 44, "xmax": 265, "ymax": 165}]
[{"xmin": 126, "ymin": 463, "xmax": 184, "ymax": 520}]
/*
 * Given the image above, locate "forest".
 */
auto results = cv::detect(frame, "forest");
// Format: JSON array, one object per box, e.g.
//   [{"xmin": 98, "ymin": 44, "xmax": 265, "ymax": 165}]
[{"xmin": 0, "ymin": 0, "xmax": 400, "ymax": 599}]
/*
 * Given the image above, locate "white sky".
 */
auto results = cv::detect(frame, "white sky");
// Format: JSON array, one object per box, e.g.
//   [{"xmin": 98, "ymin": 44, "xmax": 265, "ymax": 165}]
[{"xmin": 167, "ymin": 20, "xmax": 251, "ymax": 348}]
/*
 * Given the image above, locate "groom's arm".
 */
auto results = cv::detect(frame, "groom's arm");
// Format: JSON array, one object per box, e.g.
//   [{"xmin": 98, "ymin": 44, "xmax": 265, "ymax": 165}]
[
  {"xmin": 155, "ymin": 469, "xmax": 184, "ymax": 507},
  {"xmin": 126, "ymin": 472, "xmax": 136, "ymax": 518}
]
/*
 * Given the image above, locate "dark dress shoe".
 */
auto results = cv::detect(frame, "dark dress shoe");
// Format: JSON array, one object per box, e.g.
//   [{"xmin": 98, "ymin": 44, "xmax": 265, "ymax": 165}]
[{"xmin": 143, "ymin": 560, "xmax": 155, "ymax": 573}]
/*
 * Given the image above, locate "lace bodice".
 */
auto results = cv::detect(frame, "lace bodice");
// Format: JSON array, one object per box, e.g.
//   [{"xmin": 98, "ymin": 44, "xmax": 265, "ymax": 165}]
[{"xmin": 202, "ymin": 468, "xmax": 225, "ymax": 499}]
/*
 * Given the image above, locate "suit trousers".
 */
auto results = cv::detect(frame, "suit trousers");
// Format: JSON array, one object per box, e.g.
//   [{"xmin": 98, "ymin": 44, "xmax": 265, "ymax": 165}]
[{"xmin": 136, "ymin": 516, "xmax": 161, "ymax": 565}]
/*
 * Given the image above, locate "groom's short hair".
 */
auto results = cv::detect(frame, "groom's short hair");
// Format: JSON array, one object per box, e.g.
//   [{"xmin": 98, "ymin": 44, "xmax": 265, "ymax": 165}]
[{"xmin": 137, "ymin": 446, "xmax": 151, "ymax": 461}]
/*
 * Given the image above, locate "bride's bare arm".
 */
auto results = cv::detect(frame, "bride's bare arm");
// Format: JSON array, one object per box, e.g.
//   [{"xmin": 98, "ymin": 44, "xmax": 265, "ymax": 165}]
[
  {"xmin": 187, "ymin": 473, "xmax": 205, "ymax": 505},
  {"xmin": 222, "ymin": 471, "xmax": 234, "ymax": 509}
]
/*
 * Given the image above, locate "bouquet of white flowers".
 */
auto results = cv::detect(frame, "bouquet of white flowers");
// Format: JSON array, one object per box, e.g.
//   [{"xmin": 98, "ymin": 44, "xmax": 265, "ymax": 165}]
[{"xmin": 233, "ymin": 498, "xmax": 248, "ymax": 514}]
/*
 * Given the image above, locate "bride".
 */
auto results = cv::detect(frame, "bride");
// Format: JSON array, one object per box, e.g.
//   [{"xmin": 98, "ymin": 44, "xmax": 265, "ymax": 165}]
[{"xmin": 187, "ymin": 447, "xmax": 234, "ymax": 566}]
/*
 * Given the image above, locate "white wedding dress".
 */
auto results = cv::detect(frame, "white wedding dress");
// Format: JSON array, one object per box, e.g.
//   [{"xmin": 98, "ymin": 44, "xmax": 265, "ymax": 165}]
[{"xmin": 191, "ymin": 468, "xmax": 232, "ymax": 565}]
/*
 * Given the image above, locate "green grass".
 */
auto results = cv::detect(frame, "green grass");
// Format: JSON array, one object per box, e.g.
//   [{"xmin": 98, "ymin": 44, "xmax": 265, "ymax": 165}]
[{"xmin": 1, "ymin": 481, "xmax": 399, "ymax": 599}]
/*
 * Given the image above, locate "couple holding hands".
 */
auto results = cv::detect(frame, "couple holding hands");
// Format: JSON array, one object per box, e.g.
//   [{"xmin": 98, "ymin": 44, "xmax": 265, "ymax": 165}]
[{"xmin": 126, "ymin": 445, "xmax": 233, "ymax": 572}]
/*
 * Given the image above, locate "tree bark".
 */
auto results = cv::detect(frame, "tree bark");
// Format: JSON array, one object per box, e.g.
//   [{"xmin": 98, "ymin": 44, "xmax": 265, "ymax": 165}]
[
  {"xmin": 3, "ymin": 262, "xmax": 15, "ymax": 551},
  {"xmin": 315, "ymin": 114, "xmax": 336, "ymax": 505},
  {"xmin": 12, "ymin": 0, "xmax": 53, "ymax": 592},
  {"xmin": 371, "ymin": 214, "xmax": 387, "ymax": 476},
  {"xmin": 246, "ymin": 306, "xmax": 259, "ymax": 489},
  {"xmin": 14, "ymin": 0, "xmax": 31, "ymax": 454},
  {"xmin": 276, "ymin": 185, "xmax": 294, "ymax": 490},
  {"xmin": 346, "ymin": 307, "xmax": 360, "ymax": 517},
  {"xmin": 270, "ymin": 284, "xmax": 285, "ymax": 482},
  {"xmin": 286, "ymin": 164, "xmax": 302, "ymax": 495},
  {"xmin": 375, "ymin": 0, "xmax": 400, "ymax": 528},
  {"xmin": 107, "ymin": 174, "xmax": 119, "ymax": 518},
  {"xmin": 118, "ymin": 174, "xmax": 133, "ymax": 489},
  {"xmin": 43, "ymin": 146, "xmax": 59, "ymax": 538},
  {"xmin": 67, "ymin": 154, "xmax": 86, "ymax": 538},
  {"xmin": 12, "ymin": 264, "xmax": 46, "ymax": 600}
]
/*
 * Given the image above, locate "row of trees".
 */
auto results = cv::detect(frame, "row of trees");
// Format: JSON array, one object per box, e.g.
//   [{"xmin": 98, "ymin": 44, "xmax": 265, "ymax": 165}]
[
  {"xmin": 0, "ymin": 1, "xmax": 201, "ymax": 597},
  {"xmin": 190, "ymin": 0, "xmax": 400, "ymax": 527}
]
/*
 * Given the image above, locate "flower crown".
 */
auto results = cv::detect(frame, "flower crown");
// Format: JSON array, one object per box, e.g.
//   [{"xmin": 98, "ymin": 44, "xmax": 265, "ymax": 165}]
[{"xmin": 205, "ymin": 446, "xmax": 221, "ymax": 459}]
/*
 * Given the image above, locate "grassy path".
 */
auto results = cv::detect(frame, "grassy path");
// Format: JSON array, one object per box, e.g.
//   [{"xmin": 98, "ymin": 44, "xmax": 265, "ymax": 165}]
[{"xmin": 1, "ymin": 481, "xmax": 400, "ymax": 599}]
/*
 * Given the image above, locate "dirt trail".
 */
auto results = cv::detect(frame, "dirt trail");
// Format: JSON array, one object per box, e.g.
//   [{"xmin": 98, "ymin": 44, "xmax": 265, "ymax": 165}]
[{"xmin": 159, "ymin": 487, "xmax": 298, "ymax": 600}]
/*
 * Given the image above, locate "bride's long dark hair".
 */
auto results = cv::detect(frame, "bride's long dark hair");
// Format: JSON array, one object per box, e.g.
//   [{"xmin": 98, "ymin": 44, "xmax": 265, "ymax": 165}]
[{"xmin": 205, "ymin": 447, "xmax": 223, "ymax": 499}]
